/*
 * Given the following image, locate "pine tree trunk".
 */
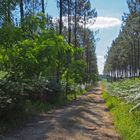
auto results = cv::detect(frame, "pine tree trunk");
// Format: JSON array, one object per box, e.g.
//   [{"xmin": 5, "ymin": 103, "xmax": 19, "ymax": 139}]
[
  {"xmin": 138, "ymin": 40, "xmax": 140, "ymax": 77},
  {"xmin": 74, "ymin": 0, "xmax": 77, "ymax": 48},
  {"xmin": 59, "ymin": 0, "xmax": 63, "ymax": 35},
  {"xmin": 32, "ymin": 0, "xmax": 35, "ymax": 15},
  {"xmin": 20, "ymin": 0, "xmax": 24, "ymax": 24},
  {"xmin": 68, "ymin": 0, "xmax": 71, "ymax": 44},
  {"xmin": 41, "ymin": 0, "xmax": 45, "ymax": 13},
  {"xmin": 7, "ymin": 2, "xmax": 11, "ymax": 24}
]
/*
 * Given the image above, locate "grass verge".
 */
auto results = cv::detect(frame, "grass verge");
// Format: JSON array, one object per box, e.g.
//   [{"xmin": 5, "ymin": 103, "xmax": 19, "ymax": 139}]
[{"xmin": 102, "ymin": 87, "xmax": 140, "ymax": 140}]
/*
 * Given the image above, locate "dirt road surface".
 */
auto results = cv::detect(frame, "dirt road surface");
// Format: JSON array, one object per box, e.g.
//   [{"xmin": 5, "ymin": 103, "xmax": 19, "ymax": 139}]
[{"xmin": 2, "ymin": 85, "xmax": 120, "ymax": 140}]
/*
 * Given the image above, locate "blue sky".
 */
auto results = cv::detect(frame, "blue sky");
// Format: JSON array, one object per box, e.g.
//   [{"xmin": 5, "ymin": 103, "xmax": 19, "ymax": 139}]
[{"xmin": 46, "ymin": 0, "xmax": 129, "ymax": 74}]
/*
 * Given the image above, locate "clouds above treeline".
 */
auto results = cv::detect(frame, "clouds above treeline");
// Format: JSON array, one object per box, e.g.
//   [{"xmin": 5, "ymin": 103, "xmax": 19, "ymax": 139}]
[
  {"xmin": 53, "ymin": 16, "xmax": 122, "ymax": 30},
  {"xmin": 87, "ymin": 17, "xmax": 122, "ymax": 29}
]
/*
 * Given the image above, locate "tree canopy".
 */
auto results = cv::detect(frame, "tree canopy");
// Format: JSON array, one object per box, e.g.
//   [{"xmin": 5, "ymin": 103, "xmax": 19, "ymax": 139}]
[{"xmin": 0, "ymin": 0, "xmax": 98, "ymax": 129}]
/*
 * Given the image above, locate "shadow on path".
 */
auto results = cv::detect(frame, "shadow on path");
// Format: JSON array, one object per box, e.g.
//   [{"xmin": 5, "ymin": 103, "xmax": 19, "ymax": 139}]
[{"xmin": 2, "ymin": 84, "xmax": 120, "ymax": 140}]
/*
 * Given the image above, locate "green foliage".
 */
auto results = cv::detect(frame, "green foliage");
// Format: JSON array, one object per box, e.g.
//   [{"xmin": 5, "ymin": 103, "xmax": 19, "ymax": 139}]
[
  {"xmin": 107, "ymin": 78, "xmax": 140, "ymax": 112},
  {"xmin": 0, "ymin": 79, "xmax": 25, "ymax": 113},
  {"xmin": 102, "ymin": 91, "xmax": 118, "ymax": 110},
  {"xmin": 0, "ymin": 24, "xmax": 76, "ymax": 81},
  {"xmin": 103, "ymin": 78, "xmax": 140, "ymax": 140},
  {"xmin": 0, "ymin": 24, "xmax": 22, "ymax": 47},
  {"xmin": 0, "ymin": 7, "xmax": 98, "ymax": 132},
  {"xmin": 102, "ymin": 90, "xmax": 140, "ymax": 140},
  {"xmin": 68, "ymin": 60, "xmax": 86, "ymax": 83},
  {"xmin": 25, "ymin": 100, "xmax": 54, "ymax": 114}
]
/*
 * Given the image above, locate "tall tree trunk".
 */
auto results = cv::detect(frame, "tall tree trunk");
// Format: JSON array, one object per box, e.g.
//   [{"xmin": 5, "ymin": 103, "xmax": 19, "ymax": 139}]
[
  {"xmin": 86, "ymin": 44, "xmax": 89, "ymax": 79},
  {"xmin": 133, "ymin": 41, "xmax": 136, "ymax": 79},
  {"xmin": 138, "ymin": 40, "xmax": 140, "ymax": 77},
  {"xmin": 41, "ymin": 0, "xmax": 45, "ymax": 13},
  {"xmin": 74, "ymin": 0, "xmax": 77, "ymax": 48},
  {"xmin": 56, "ymin": 0, "xmax": 63, "ymax": 84},
  {"xmin": 20, "ymin": 0, "xmax": 24, "ymax": 24},
  {"xmin": 83, "ymin": 14, "xmax": 86, "ymax": 47},
  {"xmin": 83, "ymin": 14, "xmax": 86, "ymax": 59},
  {"xmin": 7, "ymin": 1, "xmax": 11, "ymax": 24},
  {"xmin": 66, "ymin": 0, "xmax": 72, "ymax": 97},
  {"xmin": 129, "ymin": 49, "xmax": 132, "ymax": 78},
  {"xmin": 32, "ymin": 0, "xmax": 35, "ymax": 15},
  {"xmin": 68, "ymin": 0, "xmax": 71, "ymax": 44},
  {"xmin": 125, "ymin": 67, "xmax": 127, "ymax": 78},
  {"xmin": 83, "ymin": 14, "xmax": 89, "ymax": 80},
  {"xmin": 135, "ymin": 42, "xmax": 137, "ymax": 78},
  {"xmin": 59, "ymin": 0, "xmax": 63, "ymax": 35},
  {"xmin": 131, "ymin": 42, "xmax": 134, "ymax": 78},
  {"xmin": 117, "ymin": 68, "xmax": 119, "ymax": 80}
]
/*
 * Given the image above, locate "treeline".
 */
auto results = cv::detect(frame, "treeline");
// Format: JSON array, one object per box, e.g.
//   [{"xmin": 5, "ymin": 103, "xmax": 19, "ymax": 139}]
[
  {"xmin": 104, "ymin": 0, "xmax": 140, "ymax": 81},
  {"xmin": 0, "ymin": 0, "xmax": 98, "ymax": 129}
]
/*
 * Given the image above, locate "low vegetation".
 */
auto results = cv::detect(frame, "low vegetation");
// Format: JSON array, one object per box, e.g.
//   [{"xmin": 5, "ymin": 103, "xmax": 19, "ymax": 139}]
[
  {"xmin": 107, "ymin": 78, "xmax": 140, "ymax": 111},
  {"xmin": 102, "ymin": 79, "xmax": 140, "ymax": 140},
  {"xmin": 103, "ymin": 1, "xmax": 140, "ymax": 138}
]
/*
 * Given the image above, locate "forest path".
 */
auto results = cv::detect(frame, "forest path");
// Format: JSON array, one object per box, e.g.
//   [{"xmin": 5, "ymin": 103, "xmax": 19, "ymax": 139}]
[{"xmin": 2, "ymin": 84, "xmax": 120, "ymax": 140}]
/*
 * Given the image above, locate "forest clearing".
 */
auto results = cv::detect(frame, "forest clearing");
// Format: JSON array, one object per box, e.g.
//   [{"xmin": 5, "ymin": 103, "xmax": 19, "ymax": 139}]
[{"xmin": 0, "ymin": 0, "xmax": 140, "ymax": 140}]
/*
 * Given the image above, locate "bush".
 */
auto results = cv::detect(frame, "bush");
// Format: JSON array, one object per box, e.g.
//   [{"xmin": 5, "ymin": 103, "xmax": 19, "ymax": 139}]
[
  {"xmin": 0, "ymin": 77, "xmax": 64, "ymax": 132},
  {"xmin": 0, "ymin": 79, "xmax": 25, "ymax": 116}
]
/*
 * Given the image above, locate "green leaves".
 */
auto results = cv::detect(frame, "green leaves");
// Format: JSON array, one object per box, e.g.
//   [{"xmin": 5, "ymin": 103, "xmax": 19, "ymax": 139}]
[{"xmin": 0, "ymin": 23, "xmax": 78, "ymax": 81}]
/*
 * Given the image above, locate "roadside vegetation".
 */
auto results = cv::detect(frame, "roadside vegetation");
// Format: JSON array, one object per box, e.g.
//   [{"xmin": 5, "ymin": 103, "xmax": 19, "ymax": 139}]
[
  {"xmin": 103, "ymin": 0, "xmax": 140, "ymax": 138},
  {"xmin": 102, "ymin": 79, "xmax": 140, "ymax": 140},
  {"xmin": 0, "ymin": 0, "xmax": 98, "ymax": 133}
]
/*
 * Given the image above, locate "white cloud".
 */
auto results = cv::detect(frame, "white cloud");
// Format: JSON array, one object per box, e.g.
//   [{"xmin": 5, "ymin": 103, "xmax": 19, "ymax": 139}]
[
  {"xmin": 97, "ymin": 55, "xmax": 105, "ymax": 74},
  {"xmin": 87, "ymin": 17, "xmax": 122, "ymax": 29},
  {"xmin": 53, "ymin": 16, "xmax": 122, "ymax": 29}
]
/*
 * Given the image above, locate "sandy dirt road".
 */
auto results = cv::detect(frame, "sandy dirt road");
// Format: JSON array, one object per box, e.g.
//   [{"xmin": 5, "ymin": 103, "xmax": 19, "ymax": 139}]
[{"xmin": 2, "ymin": 84, "xmax": 120, "ymax": 140}]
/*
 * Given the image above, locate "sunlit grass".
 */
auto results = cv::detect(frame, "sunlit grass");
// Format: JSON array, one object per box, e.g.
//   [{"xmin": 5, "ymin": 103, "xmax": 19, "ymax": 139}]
[{"xmin": 102, "ymin": 90, "xmax": 140, "ymax": 140}]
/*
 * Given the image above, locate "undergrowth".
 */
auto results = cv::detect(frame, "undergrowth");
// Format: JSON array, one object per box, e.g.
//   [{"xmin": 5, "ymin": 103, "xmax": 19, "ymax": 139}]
[
  {"xmin": 102, "ymin": 82, "xmax": 140, "ymax": 140},
  {"xmin": 0, "ymin": 86, "xmax": 87, "ymax": 134}
]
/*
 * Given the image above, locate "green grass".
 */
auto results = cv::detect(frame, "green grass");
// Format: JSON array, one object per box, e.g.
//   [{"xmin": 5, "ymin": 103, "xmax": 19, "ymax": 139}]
[{"xmin": 102, "ymin": 91, "xmax": 140, "ymax": 140}]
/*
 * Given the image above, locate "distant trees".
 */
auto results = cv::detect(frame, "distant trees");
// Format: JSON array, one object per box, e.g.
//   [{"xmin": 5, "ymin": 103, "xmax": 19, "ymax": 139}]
[{"xmin": 104, "ymin": 0, "xmax": 140, "ymax": 80}]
